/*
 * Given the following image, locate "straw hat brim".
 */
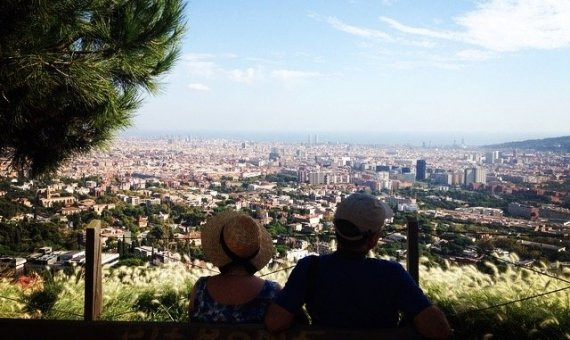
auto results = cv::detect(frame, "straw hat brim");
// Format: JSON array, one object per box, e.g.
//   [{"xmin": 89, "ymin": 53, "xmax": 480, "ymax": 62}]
[{"xmin": 201, "ymin": 211, "xmax": 274, "ymax": 271}]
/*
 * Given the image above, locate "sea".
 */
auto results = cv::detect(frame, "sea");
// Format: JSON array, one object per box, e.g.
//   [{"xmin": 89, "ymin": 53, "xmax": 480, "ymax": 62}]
[{"xmin": 121, "ymin": 130, "xmax": 567, "ymax": 148}]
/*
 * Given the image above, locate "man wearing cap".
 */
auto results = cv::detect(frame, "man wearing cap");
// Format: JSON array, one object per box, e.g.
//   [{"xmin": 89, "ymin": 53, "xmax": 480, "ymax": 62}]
[{"xmin": 265, "ymin": 193, "xmax": 451, "ymax": 338}]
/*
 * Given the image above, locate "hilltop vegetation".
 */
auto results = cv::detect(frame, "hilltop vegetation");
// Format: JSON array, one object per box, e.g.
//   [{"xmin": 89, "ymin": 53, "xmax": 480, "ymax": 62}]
[{"xmin": 485, "ymin": 135, "xmax": 570, "ymax": 151}]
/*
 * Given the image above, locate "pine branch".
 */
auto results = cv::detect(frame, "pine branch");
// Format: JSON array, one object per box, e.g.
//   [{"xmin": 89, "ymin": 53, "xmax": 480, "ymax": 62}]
[{"xmin": 0, "ymin": 0, "xmax": 186, "ymax": 178}]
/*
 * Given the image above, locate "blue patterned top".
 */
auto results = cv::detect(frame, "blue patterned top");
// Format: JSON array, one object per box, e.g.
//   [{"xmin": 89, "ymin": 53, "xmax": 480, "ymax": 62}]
[{"xmin": 190, "ymin": 276, "xmax": 280, "ymax": 323}]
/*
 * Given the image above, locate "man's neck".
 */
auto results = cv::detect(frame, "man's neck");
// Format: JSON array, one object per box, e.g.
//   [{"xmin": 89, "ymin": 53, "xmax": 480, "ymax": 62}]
[{"xmin": 335, "ymin": 248, "xmax": 368, "ymax": 259}]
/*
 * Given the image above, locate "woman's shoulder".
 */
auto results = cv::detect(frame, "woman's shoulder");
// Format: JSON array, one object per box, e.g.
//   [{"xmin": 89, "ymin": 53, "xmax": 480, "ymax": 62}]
[
  {"xmin": 258, "ymin": 279, "xmax": 281, "ymax": 299},
  {"xmin": 195, "ymin": 276, "xmax": 209, "ymax": 285},
  {"xmin": 193, "ymin": 276, "xmax": 214, "ymax": 293}
]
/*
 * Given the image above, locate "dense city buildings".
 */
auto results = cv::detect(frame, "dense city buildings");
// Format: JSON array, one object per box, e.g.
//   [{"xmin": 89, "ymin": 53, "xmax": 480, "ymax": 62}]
[{"xmin": 0, "ymin": 136, "xmax": 569, "ymax": 274}]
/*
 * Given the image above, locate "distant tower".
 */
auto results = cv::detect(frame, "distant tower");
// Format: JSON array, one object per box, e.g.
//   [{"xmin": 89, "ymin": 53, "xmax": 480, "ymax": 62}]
[
  {"xmin": 307, "ymin": 134, "xmax": 311, "ymax": 144},
  {"xmin": 464, "ymin": 166, "xmax": 486, "ymax": 186},
  {"xmin": 269, "ymin": 147, "xmax": 280, "ymax": 161},
  {"xmin": 475, "ymin": 166, "xmax": 487, "ymax": 184},
  {"xmin": 416, "ymin": 160, "xmax": 427, "ymax": 181}
]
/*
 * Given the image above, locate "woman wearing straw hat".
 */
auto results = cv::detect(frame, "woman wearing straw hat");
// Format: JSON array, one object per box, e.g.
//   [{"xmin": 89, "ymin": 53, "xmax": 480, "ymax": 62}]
[{"xmin": 189, "ymin": 211, "xmax": 281, "ymax": 323}]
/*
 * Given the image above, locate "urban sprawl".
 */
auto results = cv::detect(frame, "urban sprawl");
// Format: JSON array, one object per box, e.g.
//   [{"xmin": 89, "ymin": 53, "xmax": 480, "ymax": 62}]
[{"xmin": 1, "ymin": 136, "xmax": 569, "ymax": 276}]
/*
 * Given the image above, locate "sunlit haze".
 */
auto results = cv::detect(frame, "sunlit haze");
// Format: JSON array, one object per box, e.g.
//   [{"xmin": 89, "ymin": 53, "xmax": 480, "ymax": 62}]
[{"xmin": 128, "ymin": 0, "xmax": 570, "ymax": 144}]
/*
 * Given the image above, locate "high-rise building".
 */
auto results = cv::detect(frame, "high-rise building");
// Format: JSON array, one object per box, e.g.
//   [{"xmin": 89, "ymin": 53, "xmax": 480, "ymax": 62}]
[
  {"xmin": 297, "ymin": 169, "xmax": 308, "ymax": 183},
  {"xmin": 485, "ymin": 151, "xmax": 500, "ymax": 164},
  {"xmin": 308, "ymin": 171, "xmax": 326, "ymax": 185},
  {"xmin": 434, "ymin": 173, "xmax": 452, "ymax": 186},
  {"xmin": 376, "ymin": 165, "xmax": 390, "ymax": 172},
  {"xmin": 475, "ymin": 166, "xmax": 487, "ymax": 184},
  {"xmin": 452, "ymin": 170, "xmax": 464, "ymax": 186},
  {"xmin": 464, "ymin": 168, "xmax": 475, "ymax": 186},
  {"xmin": 416, "ymin": 160, "xmax": 426, "ymax": 181},
  {"xmin": 268, "ymin": 147, "xmax": 280, "ymax": 161},
  {"xmin": 464, "ymin": 166, "xmax": 486, "ymax": 186}
]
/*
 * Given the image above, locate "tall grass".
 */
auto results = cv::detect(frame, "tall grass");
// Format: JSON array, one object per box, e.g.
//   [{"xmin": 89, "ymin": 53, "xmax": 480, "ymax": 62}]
[
  {"xmin": 419, "ymin": 257, "xmax": 570, "ymax": 339},
  {"xmin": 0, "ymin": 258, "xmax": 568, "ymax": 339}
]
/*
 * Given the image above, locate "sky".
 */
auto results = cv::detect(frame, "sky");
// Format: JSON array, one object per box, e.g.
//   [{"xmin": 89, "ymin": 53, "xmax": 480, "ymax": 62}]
[{"xmin": 128, "ymin": 0, "xmax": 570, "ymax": 143}]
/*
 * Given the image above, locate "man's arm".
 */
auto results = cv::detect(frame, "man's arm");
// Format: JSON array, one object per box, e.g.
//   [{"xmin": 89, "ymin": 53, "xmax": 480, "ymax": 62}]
[
  {"xmin": 264, "ymin": 302, "xmax": 295, "ymax": 333},
  {"xmin": 413, "ymin": 306, "xmax": 452, "ymax": 339},
  {"xmin": 390, "ymin": 264, "xmax": 451, "ymax": 339},
  {"xmin": 264, "ymin": 258, "xmax": 312, "ymax": 333}
]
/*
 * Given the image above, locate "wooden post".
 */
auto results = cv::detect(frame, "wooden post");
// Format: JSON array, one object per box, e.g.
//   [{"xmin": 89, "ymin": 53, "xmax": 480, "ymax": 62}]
[
  {"xmin": 85, "ymin": 220, "xmax": 102, "ymax": 321},
  {"xmin": 406, "ymin": 217, "xmax": 419, "ymax": 285},
  {"xmin": 121, "ymin": 234, "xmax": 126, "ymax": 257}
]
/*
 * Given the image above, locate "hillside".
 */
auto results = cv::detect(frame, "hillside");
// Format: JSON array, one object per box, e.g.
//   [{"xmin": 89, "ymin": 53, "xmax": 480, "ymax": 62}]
[{"xmin": 485, "ymin": 135, "xmax": 570, "ymax": 151}]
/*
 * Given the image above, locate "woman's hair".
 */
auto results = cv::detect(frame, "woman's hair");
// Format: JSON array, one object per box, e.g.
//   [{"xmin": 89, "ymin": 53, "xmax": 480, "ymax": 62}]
[
  {"xmin": 334, "ymin": 219, "xmax": 375, "ymax": 249},
  {"xmin": 219, "ymin": 262, "xmax": 255, "ymax": 275}
]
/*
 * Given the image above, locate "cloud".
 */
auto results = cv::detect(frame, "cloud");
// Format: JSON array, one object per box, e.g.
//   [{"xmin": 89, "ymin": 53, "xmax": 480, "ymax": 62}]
[
  {"xmin": 380, "ymin": 0, "xmax": 570, "ymax": 52},
  {"xmin": 388, "ymin": 60, "xmax": 463, "ymax": 71},
  {"xmin": 315, "ymin": 14, "xmax": 436, "ymax": 49},
  {"xmin": 456, "ymin": 49, "xmax": 497, "ymax": 61},
  {"xmin": 183, "ymin": 53, "xmax": 219, "ymax": 78},
  {"xmin": 455, "ymin": 0, "xmax": 570, "ymax": 52},
  {"xmin": 228, "ymin": 68, "xmax": 258, "ymax": 83},
  {"xmin": 271, "ymin": 69, "xmax": 321, "ymax": 80},
  {"xmin": 187, "ymin": 83, "xmax": 210, "ymax": 91},
  {"xmin": 380, "ymin": 17, "xmax": 459, "ymax": 40},
  {"xmin": 326, "ymin": 16, "xmax": 391, "ymax": 40}
]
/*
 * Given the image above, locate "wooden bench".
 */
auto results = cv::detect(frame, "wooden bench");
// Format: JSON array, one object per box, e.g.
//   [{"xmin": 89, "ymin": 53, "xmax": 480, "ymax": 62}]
[{"xmin": 0, "ymin": 319, "xmax": 421, "ymax": 339}]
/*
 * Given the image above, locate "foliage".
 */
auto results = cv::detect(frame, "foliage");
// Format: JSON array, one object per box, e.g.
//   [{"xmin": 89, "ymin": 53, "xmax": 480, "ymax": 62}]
[
  {"xmin": 265, "ymin": 173, "xmax": 298, "ymax": 184},
  {"xmin": 133, "ymin": 287, "xmax": 188, "ymax": 321},
  {"xmin": 115, "ymin": 257, "xmax": 146, "ymax": 267},
  {"xmin": 421, "ymin": 259, "xmax": 570, "ymax": 339},
  {"xmin": 24, "ymin": 281, "xmax": 63, "ymax": 316},
  {"xmin": 0, "ymin": 221, "xmax": 69, "ymax": 255},
  {"xmin": 0, "ymin": 0, "xmax": 185, "ymax": 177},
  {"xmin": 266, "ymin": 222, "xmax": 289, "ymax": 238},
  {"xmin": 0, "ymin": 259, "xmax": 567, "ymax": 338},
  {"xmin": 171, "ymin": 205, "xmax": 205, "ymax": 226},
  {"xmin": 0, "ymin": 197, "xmax": 32, "ymax": 219}
]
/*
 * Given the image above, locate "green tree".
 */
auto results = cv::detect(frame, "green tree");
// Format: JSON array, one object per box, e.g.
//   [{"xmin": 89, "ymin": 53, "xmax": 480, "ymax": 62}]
[
  {"xmin": 266, "ymin": 222, "xmax": 288, "ymax": 238},
  {"xmin": 0, "ymin": 0, "xmax": 185, "ymax": 177}
]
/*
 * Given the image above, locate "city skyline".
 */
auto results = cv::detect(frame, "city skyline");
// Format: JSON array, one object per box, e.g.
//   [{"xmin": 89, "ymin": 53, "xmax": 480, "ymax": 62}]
[{"xmin": 130, "ymin": 0, "xmax": 570, "ymax": 136}]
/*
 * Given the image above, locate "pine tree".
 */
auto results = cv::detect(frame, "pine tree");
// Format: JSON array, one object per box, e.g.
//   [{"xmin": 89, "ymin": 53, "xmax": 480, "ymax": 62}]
[{"xmin": 0, "ymin": 0, "xmax": 186, "ymax": 177}]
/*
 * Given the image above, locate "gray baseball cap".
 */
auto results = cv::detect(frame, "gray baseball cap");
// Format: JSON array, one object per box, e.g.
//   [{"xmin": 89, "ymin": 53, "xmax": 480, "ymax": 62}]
[{"xmin": 334, "ymin": 193, "xmax": 394, "ymax": 240}]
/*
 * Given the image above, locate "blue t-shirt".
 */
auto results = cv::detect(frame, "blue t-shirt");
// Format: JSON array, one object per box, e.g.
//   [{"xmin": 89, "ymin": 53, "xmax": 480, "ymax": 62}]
[{"xmin": 274, "ymin": 252, "xmax": 431, "ymax": 328}]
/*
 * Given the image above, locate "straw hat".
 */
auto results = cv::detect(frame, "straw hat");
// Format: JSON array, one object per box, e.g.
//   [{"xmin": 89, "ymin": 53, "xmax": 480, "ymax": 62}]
[{"xmin": 201, "ymin": 211, "xmax": 274, "ymax": 272}]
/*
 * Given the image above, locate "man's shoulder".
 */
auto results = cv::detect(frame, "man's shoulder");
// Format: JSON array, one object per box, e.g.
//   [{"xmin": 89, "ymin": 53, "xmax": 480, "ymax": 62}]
[
  {"xmin": 365, "ymin": 257, "xmax": 405, "ymax": 267},
  {"xmin": 296, "ymin": 254, "xmax": 320, "ymax": 266},
  {"xmin": 362, "ymin": 258, "xmax": 407, "ymax": 274}
]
